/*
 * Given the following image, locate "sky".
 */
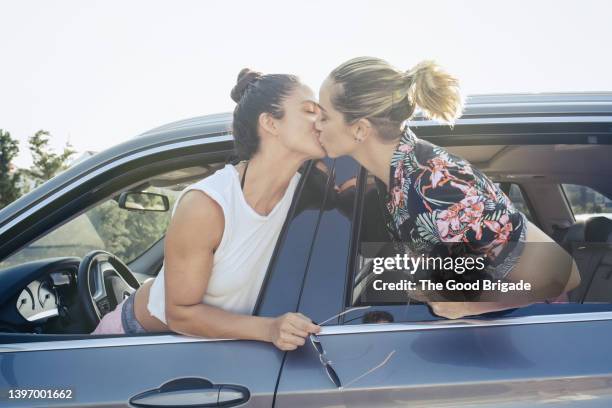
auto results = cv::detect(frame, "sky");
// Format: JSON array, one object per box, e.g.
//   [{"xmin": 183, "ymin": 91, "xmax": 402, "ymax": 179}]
[{"xmin": 1, "ymin": 0, "xmax": 611, "ymax": 168}]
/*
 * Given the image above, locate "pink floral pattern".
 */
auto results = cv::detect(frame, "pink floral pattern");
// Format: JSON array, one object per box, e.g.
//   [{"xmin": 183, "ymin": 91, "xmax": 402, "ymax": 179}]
[{"xmin": 378, "ymin": 126, "xmax": 527, "ymax": 279}]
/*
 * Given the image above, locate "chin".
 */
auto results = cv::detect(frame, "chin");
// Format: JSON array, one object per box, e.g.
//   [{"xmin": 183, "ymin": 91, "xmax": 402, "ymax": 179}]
[
  {"xmin": 324, "ymin": 150, "xmax": 339, "ymax": 159},
  {"xmin": 309, "ymin": 144, "xmax": 328, "ymax": 159},
  {"xmin": 299, "ymin": 147, "xmax": 326, "ymax": 160},
  {"xmin": 319, "ymin": 143, "xmax": 338, "ymax": 158}
]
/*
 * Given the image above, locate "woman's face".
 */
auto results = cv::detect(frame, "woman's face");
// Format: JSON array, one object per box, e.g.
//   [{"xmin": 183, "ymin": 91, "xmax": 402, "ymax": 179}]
[
  {"xmin": 315, "ymin": 77, "xmax": 359, "ymax": 158},
  {"xmin": 274, "ymin": 83, "xmax": 326, "ymax": 159}
]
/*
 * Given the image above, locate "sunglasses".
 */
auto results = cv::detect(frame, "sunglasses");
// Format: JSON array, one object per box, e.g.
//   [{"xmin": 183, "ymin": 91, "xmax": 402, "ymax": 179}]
[
  {"xmin": 309, "ymin": 333, "xmax": 342, "ymax": 388},
  {"xmin": 309, "ymin": 306, "xmax": 396, "ymax": 389}
]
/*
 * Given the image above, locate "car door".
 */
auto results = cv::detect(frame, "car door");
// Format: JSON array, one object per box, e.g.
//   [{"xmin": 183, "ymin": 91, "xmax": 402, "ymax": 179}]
[
  {"xmin": 0, "ymin": 134, "xmax": 328, "ymax": 407},
  {"xmin": 275, "ymin": 124, "xmax": 612, "ymax": 407}
]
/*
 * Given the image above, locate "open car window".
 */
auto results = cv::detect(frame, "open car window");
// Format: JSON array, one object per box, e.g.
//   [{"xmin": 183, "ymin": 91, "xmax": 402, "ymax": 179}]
[
  {"xmin": 0, "ymin": 159, "xmax": 329, "ymax": 341},
  {"xmin": 346, "ymin": 143, "xmax": 612, "ymax": 325},
  {"xmin": 0, "ymin": 165, "xmax": 229, "ymax": 271},
  {"xmin": 0, "ymin": 187, "xmax": 182, "ymax": 271}
]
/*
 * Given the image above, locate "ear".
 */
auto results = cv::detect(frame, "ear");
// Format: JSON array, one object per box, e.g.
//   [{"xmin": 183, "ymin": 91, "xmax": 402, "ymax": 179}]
[
  {"xmin": 352, "ymin": 118, "xmax": 373, "ymax": 143},
  {"xmin": 258, "ymin": 112, "xmax": 279, "ymax": 137}
]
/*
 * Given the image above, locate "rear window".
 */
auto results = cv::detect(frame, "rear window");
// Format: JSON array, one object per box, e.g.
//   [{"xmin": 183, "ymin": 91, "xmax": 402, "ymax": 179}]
[{"xmin": 562, "ymin": 184, "xmax": 612, "ymax": 221}]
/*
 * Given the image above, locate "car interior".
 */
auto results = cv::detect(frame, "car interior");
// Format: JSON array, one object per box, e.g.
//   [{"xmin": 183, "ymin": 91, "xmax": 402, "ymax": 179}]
[
  {"xmin": 352, "ymin": 143, "xmax": 612, "ymax": 312},
  {"xmin": 0, "ymin": 162, "xmax": 228, "ymax": 337},
  {"xmin": 450, "ymin": 143, "xmax": 612, "ymax": 304}
]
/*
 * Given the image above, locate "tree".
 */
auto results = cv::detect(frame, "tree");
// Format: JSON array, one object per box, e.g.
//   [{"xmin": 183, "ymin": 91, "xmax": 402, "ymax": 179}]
[
  {"xmin": 0, "ymin": 129, "xmax": 22, "ymax": 209},
  {"xmin": 24, "ymin": 130, "xmax": 76, "ymax": 188},
  {"xmin": 87, "ymin": 190, "xmax": 178, "ymax": 261}
]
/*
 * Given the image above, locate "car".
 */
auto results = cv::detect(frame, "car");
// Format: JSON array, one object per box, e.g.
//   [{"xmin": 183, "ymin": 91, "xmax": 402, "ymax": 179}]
[{"xmin": 1, "ymin": 92, "xmax": 612, "ymax": 407}]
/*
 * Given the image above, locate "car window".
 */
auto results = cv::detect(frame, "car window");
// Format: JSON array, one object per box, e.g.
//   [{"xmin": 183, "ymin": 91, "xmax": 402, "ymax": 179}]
[
  {"xmin": 348, "ymin": 171, "xmax": 434, "ymax": 323},
  {"xmin": 0, "ymin": 159, "xmax": 329, "ymax": 340},
  {"xmin": 562, "ymin": 184, "xmax": 612, "ymax": 221},
  {"xmin": 0, "ymin": 175, "xmax": 195, "ymax": 270},
  {"xmin": 291, "ymin": 156, "xmax": 362, "ymax": 325},
  {"xmin": 495, "ymin": 183, "xmax": 535, "ymax": 223},
  {"xmin": 344, "ymin": 171, "xmax": 612, "ymax": 325},
  {"xmin": 255, "ymin": 159, "xmax": 333, "ymax": 316}
]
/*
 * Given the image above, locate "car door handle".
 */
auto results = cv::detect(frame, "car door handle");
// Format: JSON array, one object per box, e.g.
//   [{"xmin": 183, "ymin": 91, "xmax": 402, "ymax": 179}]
[{"xmin": 130, "ymin": 377, "xmax": 250, "ymax": 407}]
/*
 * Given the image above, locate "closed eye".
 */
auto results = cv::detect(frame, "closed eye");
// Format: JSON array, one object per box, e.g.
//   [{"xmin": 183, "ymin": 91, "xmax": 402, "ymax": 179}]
[{"xmin": 304, "ymin": 102, "xmax": 317, "ymax": 114}]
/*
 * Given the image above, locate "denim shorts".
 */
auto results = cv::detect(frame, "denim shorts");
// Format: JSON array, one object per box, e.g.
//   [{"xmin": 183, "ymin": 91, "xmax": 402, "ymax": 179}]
[{"xmin": 120, "ymin": 293, "xmax": 147, "ymax": 334}]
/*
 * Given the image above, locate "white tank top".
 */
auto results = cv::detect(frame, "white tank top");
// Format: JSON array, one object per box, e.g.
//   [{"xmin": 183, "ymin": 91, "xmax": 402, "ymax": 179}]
[{"xmin": 147, "ymin": 163, "xmax": 301, "ymax": 324}]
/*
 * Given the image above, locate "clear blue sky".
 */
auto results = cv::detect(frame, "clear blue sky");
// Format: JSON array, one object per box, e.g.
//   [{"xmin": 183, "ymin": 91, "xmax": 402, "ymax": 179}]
[{"xmin": 1, "ymin": 0, "xmax": 610, "ymax": 167}]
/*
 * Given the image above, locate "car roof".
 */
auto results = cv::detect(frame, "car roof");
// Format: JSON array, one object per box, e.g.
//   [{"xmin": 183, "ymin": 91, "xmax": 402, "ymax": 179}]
[
  {"xmin": 134, "ymin": 92, "xmax": 612, "ymax": 143},
  {"xmin": 446, "ymin": 92, "xmax": 612, "ymax": 118},
  {"xmin": 2, "ymin": 92, "xmax": 610, "ymax": 226}
]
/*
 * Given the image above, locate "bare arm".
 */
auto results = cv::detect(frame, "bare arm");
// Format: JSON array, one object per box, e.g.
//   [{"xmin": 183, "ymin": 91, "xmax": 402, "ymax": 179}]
[{"xmin": 163, "ymin": 190, "xmax": 319, "ymax": 349}]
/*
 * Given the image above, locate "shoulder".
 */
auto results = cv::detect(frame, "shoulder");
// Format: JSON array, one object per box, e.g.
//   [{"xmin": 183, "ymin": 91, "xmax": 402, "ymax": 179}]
[
  {"xmin": 198, "ymin": 164, "xmax": 236, "ymax": 187},
  {"xmin": 176, "ymin": 190, "xmax": 224, "ymax": 219},
  {"xmin": 167, "ymin": 190, "xmax": 224, "ymax": 250}
]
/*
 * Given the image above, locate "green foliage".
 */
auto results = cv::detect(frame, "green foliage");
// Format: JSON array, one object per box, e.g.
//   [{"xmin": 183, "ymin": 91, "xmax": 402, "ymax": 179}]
[
  {"xmin": 0, "ymin": 126, "xmax": 182, "ymax": 269},
  {"xmin": 0, "ymin": 188, "xmax": 178, "ymax": 270},
  {"xmin": 23, "ymin": 130, "xmax": 76, "ymax": 188},
  {"xmin": 0, "ymin": 129, "xmax": 23, "ymax": 209},
  {"xmin": 563, "ymin": 184, "xmax": 612, "ymax": 215},
  {"xmin": 86, "ymin": 190, "xmax": 178, "ymax": 262}
]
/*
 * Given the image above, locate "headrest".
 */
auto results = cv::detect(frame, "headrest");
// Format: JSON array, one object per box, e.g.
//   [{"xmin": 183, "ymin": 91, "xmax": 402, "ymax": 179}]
[
  {"xmin": 584, "ymin": 216, "xmax": 612, "ymax": 243},
  {"xmin": 562, "ymin": 220, "xmax": 586, "ymax": 244}
]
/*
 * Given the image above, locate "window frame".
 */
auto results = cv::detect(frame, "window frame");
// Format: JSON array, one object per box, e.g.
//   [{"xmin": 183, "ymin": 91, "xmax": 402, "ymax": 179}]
[
  {"xmin": 498, "ymin": 182, "xmax": 540, "ymax": 226},
  {"xmin": 340, "ymin": 168, "xmax": 612, "ymax": 325},
  {"xmin": 331, "ymin": 125, "xmax": 612, "ymax": 326},
  {"xmin": 0, "ymin": 153, "xmax": 324, "ymax": 348},
  {"xmin": 292, "ymin": 156, "xmax": 362, "ymax": 326},
  {"xmin": 345, "ymin": 167, "xmax": 443, "ymax": 323}
]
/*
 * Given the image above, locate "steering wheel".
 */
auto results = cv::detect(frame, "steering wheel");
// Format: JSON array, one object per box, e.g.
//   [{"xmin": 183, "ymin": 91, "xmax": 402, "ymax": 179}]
[{"xmin": 78, "ymin": 250, "xmax": 141, "ymax": 331}]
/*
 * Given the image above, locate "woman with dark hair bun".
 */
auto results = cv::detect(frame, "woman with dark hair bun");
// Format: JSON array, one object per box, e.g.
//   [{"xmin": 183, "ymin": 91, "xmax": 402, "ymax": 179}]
[{"xmin": 92, "ymin": 68, "xmax": 326, "ymax": 351}]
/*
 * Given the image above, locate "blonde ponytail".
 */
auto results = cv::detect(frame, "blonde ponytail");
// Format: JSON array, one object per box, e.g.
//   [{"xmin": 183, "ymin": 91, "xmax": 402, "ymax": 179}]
[
  {"xmin": 406, "ymin": 60, "xmax": 464, "ymax": 126},
  {"xmin": 329, "ymin": 56, "xmax": 464, "ymax": 139}
]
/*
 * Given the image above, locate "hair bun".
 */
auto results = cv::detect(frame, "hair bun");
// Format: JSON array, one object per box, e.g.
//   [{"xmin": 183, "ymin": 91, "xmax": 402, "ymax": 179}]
[{"xmin": 231, "ymin": 68, "xmax": 263, "ymax": 103}]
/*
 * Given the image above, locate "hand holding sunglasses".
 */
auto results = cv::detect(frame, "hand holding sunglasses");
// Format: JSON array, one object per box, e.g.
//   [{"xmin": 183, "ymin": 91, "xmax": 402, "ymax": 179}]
[{"xmin": 269, "ymin": 312, "xmax": 321, "ymax": 351}]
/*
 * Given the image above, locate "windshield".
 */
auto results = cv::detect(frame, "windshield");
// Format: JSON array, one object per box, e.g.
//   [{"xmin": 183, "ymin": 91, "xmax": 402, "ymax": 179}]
[{"xmin": 0, "ymin": 185, "xmax": 180, "ymax": 270}]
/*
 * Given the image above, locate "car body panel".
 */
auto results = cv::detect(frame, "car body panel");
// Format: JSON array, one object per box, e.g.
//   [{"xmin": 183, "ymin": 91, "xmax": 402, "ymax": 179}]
[
  {"xmin": 1, "ymin": 338, "xmax": 281, "ymax": 408},
  {"xmin": 277, "ymin": 320, "xmax": 612, "ymax": 407}
]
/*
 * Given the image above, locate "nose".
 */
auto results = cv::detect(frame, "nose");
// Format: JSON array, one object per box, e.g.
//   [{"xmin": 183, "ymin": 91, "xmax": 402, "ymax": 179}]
[{"xmin": 314, "ymin": 116, "xmax": 323, "ymax": 132}]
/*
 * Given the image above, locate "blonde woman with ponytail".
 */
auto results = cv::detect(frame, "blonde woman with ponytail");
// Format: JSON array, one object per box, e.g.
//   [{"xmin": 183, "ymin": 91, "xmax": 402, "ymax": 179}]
[{"xmin": 316, "ymin": 57, "xmax": 580, "ymax": 319}]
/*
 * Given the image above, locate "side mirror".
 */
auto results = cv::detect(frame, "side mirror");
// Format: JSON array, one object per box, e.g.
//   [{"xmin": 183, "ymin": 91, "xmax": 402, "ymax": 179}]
[{"xmin": 117, "ymin": 191, "xmax": 170, "ymax": 212}]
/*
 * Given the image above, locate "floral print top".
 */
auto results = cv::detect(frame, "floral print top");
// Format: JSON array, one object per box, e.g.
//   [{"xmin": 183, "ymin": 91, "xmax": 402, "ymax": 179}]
[{"xmin": 375, "ymin": 126, "xmax": 528, "ymax": 280}]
